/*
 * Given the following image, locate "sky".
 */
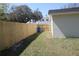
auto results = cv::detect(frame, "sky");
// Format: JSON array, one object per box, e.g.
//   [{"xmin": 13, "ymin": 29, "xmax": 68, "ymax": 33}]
[
  {"xmin": 26, "ymin": 3, "xmax": 67, "ymax": 16},
  {"xmin": 10, "ymin": 3, "xmax": 68, "ymax": 17}
]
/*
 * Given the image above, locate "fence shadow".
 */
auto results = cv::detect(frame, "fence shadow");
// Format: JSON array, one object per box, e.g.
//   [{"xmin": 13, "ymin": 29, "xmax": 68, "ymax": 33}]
[{"xmin": 0, "ymin": 32, "xmax": 42, "ymax": 56}]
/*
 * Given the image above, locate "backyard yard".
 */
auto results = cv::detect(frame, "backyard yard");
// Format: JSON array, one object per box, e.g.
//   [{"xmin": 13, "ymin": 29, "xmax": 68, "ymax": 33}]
[
  {"xmin": 20, "ymin": 31, "xmax": 79, "ymax": 56},
  {"xmin": 1, "ymin": 3, "xmax": 79, "ymax": 56}
]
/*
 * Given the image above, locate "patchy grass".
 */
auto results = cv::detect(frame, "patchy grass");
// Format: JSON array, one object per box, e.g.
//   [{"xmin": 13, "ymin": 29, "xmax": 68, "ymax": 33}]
[{"xmin": 20, "ymin": 31, "xmax": 79, "ymax": 56}]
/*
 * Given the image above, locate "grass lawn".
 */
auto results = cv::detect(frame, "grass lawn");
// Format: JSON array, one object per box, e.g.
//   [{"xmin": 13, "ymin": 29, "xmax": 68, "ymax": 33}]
[{"xmin": 20, "ymin": 31, "xmax": 79, "ymax": 56}]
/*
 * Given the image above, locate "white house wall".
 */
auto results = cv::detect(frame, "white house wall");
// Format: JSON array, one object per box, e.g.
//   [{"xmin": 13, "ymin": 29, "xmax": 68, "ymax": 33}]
[{"xmin": 52, "ymin": 14, "xmax": 79, "ymax": 38}]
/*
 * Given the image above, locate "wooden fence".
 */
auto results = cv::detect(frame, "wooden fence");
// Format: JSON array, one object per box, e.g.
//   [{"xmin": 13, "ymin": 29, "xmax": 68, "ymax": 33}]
[
  {"xmin": 38, "ymin": 24, "xmax": 51, "ymax": 31},
  {"xmin": 0, "ymin": 21, "xmax": 50, "ymax": 51},
  {"xmin": 0, "ymin": 21, "xmax": 37, "ymax": 51}
]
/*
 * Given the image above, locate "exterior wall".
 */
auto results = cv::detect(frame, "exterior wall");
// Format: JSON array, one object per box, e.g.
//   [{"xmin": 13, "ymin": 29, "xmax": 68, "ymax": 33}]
[
  {"xmin": 0, "ymin": 21, "xmax": 37, "ymax": 51},
  {"xmin": 52, "ymin": 14, "xmax": 79, "ymax": 38}
]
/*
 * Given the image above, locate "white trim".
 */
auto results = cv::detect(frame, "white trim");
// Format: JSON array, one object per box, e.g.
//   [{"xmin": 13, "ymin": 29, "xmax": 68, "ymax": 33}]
[
  {"xmin": 49, "ymin": 15, "xmax": 54, "ymax": 38},
  {"xmin": 50, "ymin": 11, "xmax": 79, "ymax": 16}
]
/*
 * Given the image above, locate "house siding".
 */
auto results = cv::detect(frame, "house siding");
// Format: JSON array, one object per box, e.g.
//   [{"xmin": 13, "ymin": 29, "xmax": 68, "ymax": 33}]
[{"xmin": 52, "ymin": 14, "xmax": 79, "ymax": 38}]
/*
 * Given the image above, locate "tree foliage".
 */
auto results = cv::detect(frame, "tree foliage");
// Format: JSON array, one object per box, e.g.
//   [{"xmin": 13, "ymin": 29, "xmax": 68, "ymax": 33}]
[
  {"xmin": 32, "ymin": 9, "xmax": 43, "ymax": 22},
  {"xmin": 9, "ymin": 5, "xmax": 33, "ymax": 23},
  {"xmin": 0, "ymin": 4, "xmax": 8, "ymax": 21},
  {"xmin": 63, "ymin": 3, "xmax": 79, "ymax": 8},
  {"xmin": 9, "ymin": 5, "xmax": 43, "ymax": 23},
  {"xmin": 0, "ymin": 4, "xmax": 43, "ymax": 23}
]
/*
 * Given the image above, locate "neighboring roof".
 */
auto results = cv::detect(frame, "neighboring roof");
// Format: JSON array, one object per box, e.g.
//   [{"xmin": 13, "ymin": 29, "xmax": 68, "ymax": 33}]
[{"xmin": 48, "ymin": 7, "xmax": 79, "ymax": 15}]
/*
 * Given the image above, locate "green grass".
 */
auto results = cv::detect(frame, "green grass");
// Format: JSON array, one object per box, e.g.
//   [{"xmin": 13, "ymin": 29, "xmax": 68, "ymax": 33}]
[{"xmin": 20, "ymin": 31, "xmax": 79, "ymax": 56}]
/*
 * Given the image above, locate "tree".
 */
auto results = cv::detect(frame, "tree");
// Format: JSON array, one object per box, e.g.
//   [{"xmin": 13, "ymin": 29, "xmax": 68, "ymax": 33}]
[
  {"xmin": 32, "ymin": 9, "xmax": 43, "ymax": 22},
  {"xmin": 0, "ymin": 3, "xmax": 8, "ymax": 21},
  {"xmin": 9, "ymin": 5, "xmax": 33, "ymax": 23},
  {"xmin": 63, "ymin": 3, "xmax": 79, "ymax": 8},
  {"xmin": 8, "ymin": 5, "xmax": 43, "ymax": 23}
]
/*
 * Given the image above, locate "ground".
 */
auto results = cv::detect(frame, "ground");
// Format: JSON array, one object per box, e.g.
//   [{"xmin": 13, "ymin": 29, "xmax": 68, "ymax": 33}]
[{"xmin": 20, "ymin": 31, "xmax": 79, "ymax": 56}]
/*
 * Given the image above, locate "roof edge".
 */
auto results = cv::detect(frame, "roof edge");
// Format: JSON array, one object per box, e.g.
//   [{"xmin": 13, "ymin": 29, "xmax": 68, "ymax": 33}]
[{"xmin": 48, "ymin": 7, "xmax": 79, "ymax": 15}]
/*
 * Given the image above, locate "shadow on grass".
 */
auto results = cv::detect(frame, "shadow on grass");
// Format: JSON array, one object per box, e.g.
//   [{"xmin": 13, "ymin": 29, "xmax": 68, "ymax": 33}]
[{"xmin": 0, "ymin": 32, "xmax": 42, "ymax": 56}]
